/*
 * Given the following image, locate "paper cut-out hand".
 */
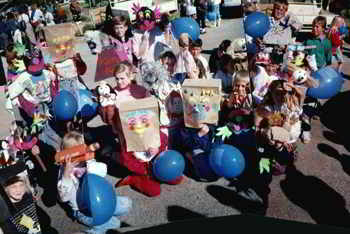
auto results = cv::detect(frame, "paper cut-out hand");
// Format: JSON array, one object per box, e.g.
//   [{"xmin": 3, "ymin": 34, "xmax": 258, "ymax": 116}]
[
  {"xmin": 259, "ymin": 158, "xmax": 271, "ymax": 174},
  {"xmin": 216, "ymin": 126, "xmax": 232, "ymax": 141}
]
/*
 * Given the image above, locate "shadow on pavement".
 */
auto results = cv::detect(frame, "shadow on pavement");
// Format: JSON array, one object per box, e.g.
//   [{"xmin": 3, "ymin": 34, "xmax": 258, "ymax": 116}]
[
  {"xmin": 280, "ymin": 166, "xmax": 350, "ymax": 228},
  {"xmin": 317, "ymin": 143, "xmax": 350, "ymax": 177},
  {"xmin": 167, "ymin": 205, "xmax": 206, "ymax": 222},
  {"xmin": 320, "ymin": 91, "xmax": 350, "ymax": 152},
  {"xmin": 206, "ymin": 185, "xmax": 266, "ymax": 215}
]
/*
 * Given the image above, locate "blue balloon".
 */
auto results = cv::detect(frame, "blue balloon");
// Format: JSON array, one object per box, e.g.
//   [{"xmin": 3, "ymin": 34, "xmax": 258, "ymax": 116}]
[
  {"xmin": 171, "ymin": 17, "xmax": 200, "ymax": 41},
  {"xmin": 77, "ymin": 173, "xmax": 116, "ymax": 226},
  {"xmin": 339, "ymin": 26, "xmax": 349, "ymax": 36},
  {"xmin": 244, "ymin": 12, "xmax": 270, "ymax": 38},
  {"xmin": 152, "ymin": 150, "xmax": 185, "ymax": 182},
  {"xmin": 77, "ymin": 89, "xmax": 98, "ymax": 119},
  {"xmin": 53, "ymin": 90, "xmax": 78, "ymax": 121},
  {"xmin": 209, "ymin": 144, "xmax": 245, "ymax": 179},
  {"xmin": 307, "ymin": 66, "xmax": 344, "ymax": 99},
  {"xmin": 207, "ymin": 11, "xmax": 217, "ymax": 22}
]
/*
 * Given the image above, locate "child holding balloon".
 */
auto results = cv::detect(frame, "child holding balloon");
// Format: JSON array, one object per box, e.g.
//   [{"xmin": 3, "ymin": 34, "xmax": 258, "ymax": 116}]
[{"xmin": 57, "ymin": 131, "xmax": 132, "ymax": 234}]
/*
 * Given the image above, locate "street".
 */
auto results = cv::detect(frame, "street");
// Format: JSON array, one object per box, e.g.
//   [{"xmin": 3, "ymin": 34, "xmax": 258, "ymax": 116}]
[{"xmin": 1, "ymin": 17, "xmax": 350, "ymax": 233}]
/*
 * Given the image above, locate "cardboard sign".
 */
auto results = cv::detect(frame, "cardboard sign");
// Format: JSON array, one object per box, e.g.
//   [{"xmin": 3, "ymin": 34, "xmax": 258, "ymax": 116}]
[
  {"xmin": 118, "ymin": 97, "xmax": 161, "ymax": 152},
  {"xmin": 94, "ymin": 46, "xmax": 128, "ymax": 82},
  {"xmin": 55, "ymin": 59, "xmax": 78, "ymax": 79},
  {"xmin": 44, "ymin": 23, "xmax": 77, "ymax": 63},
  {"xmin": 182, "ymin": 79, "xmax": 222, "ymax": 128}
]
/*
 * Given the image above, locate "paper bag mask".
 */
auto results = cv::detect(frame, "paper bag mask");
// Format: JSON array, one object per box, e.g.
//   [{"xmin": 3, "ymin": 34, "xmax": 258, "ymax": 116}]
[
  {"xmin": 119, "ymin": 97, "xmax": 161, "ymax": 152},
  {"xmin": 182, "ymin": 79, "xmax": 221, "ymax": 128},
  {"xmin": 44, "ymin": 23, "xmax": 76, "ymax": 63}
]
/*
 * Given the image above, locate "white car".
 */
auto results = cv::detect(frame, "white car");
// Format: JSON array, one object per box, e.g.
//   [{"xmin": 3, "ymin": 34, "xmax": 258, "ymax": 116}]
[{"xmin": 221, "ymin": 0, "xmax": 242, "ymax": 7}]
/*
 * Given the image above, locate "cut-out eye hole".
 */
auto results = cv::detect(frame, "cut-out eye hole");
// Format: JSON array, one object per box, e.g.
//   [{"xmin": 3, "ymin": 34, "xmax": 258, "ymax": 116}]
[{"xmin": 140, "ymin": 114, "xmax": 149, "ymax": 123}]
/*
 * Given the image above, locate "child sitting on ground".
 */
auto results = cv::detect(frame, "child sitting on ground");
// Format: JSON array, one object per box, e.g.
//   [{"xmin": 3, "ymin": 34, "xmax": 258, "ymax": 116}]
[
  {"xmin": 57, "ymin": 131, "xmax": 132, "ymax": 234},
  {"xmin": 0, "ymin": 174, "xmax": 42, "ymax": 233}
]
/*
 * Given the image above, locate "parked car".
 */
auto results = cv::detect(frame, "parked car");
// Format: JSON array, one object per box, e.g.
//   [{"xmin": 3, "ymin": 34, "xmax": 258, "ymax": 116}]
[{"xmin": 220, "ymin": 0, "xmax": 243, "ymax": 19}]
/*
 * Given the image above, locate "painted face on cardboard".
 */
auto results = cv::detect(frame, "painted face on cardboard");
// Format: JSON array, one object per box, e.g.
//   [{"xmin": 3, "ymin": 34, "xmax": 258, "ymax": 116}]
[
  {"xmin": 127, "ymin": 113, "xmax": 152, "ymax": 135},
  {"xmin": 5, "ymin": 181, "xmax": 26, "ymax": 203}
]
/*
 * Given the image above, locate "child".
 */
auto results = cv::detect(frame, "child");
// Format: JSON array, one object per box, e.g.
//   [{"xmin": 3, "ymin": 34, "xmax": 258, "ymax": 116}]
[
  {"xmin": 108, "ymin": 15, "xmax": 135, "ymax": 65},
  {"xmin": 261, "ymin": 0, "xmax": 302, "ymax": 46},
  {"xmin": 208, "ymin": 39, "xmax": 231, "ymax": 74},
  {"xmin": 220, "ymin": 70, "xmax": 254, "ymax": 132},
  {"xmin": 254, "ymin": 79, "xmax": 303, "ymax": 174},
  {"xmin": 285, "ymin": 62, "xmax": 319, "ymax": 144},
  {"xmin": 174, "ymin": 33, "xmax": 198, "ymax": 83},
  {"xmin": 158, "ymin": 50, "xmax": 177, "ymax": 78},
  {"xmin": 214, "ymin": 54, "xmax": 236, "ymax": 95},
  {"xmin": 328, "ymin": 16, "xmax": 346, "ymax": 73},
  {"xmin": 57, "ymin": 131, "xmax": 132, "ymax": 234},
  {"xmin": 115, "ymin": 62, "xmax": 184, "ymax": 197},
  {"xmin": 194, "ymin": 0, "xmax": 208, "ymax": 34},
  {"xmin": 98, "ymin": 61, "xmax": 149, "ymax": 137},
  {"xmin": 304, "ymin": 16, "xmax": 333, "ymax": 70},
  {"xmin": 190, "ymin": 38, "xmax": 210, "ymax": 79},
  {"xmin": 0, "ymin": 175, "xmax": 42, "ymax": 233}
]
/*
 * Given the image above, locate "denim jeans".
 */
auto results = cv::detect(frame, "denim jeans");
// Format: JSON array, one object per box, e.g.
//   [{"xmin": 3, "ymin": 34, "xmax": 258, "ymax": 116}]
[
  {"xmin": 212, "ymin": 4, "xmax": 221, "ymax": 21},
  {"xmin": 74, "ymin": 196, "xmax": 132, "ymax": 234}
]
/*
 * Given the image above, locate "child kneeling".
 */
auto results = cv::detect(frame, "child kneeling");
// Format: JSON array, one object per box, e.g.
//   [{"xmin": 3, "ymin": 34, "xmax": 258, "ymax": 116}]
[{"xmin": 57, "ymin": 131, "xmax": 132, "ymax": 234}]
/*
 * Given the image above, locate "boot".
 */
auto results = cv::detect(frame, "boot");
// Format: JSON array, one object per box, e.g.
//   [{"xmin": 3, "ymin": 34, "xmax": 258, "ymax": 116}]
[
  {"xmin": 116, "ymin": 175, "xmax": 161, "ymax": 197},
  {"xmin": 130, "ymin": 175, "xmax": 161, "ymax": 197}
]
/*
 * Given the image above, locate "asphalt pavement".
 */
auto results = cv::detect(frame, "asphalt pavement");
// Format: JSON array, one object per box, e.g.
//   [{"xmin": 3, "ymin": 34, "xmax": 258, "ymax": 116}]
[{"xmin": 1, "ymin": 17, "xmax": 350, "ymax": 234}]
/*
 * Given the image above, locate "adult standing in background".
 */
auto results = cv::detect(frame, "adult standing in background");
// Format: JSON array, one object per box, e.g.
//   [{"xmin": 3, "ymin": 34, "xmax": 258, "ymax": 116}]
[{"xmin": 29, "ymin": 3, "xmax": 45, "ymax": 42}]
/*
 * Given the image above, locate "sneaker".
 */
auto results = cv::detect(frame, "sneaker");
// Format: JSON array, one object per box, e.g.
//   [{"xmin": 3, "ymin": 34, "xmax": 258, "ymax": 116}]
[
  {"xmin": 301, "ymin": 131, "xmax": 311, "ymax": 144},
  {"xmin": 200, "ymin": 28, "xmax": 206, "ymax": 34}
]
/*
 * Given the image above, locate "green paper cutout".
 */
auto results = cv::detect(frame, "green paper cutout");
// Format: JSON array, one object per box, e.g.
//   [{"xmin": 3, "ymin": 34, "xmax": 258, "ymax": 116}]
[
  {"xmin": 216, "ymin": 126, "xmax": 233, "ymax": 141},
  {"xmin": 259, "ymin": 158, "xmax": 271, "ymax": 174}
]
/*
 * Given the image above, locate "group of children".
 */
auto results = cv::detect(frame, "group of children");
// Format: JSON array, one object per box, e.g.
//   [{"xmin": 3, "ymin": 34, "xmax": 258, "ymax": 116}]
[{"xmin": 0, "ymin": 0, "xmax": 348, "ymax": 233}]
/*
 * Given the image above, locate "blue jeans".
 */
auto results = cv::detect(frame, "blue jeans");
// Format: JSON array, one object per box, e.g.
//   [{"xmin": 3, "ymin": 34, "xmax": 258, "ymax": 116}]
[
  {"xmin": 74, "ymin": 196, "xmax": 132, "ymax": 234},
  {"xmin": 213, "ymin": 4, "xmax": 221, "ymax": 20}
]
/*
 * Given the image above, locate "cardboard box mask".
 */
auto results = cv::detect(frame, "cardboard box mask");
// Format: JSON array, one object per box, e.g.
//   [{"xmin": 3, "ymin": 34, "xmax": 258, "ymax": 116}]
[
  {"xmin": 182, "ymin": 79, "xmax": 221, "ymax": 128},
  {"xmin": 44, "ymin": 23, "xmax": 76, "ymax": 63},
  {"xmin": 119, "ymin": 97, "xmax": 161, "ymax": 152}
]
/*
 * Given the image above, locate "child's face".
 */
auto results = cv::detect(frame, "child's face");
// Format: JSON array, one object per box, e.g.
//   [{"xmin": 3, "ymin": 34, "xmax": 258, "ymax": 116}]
[
  {"xmin": 234, "ymin": 81, "xmax": 248, "ymax": 96},
  {"xmin": 161, "ymin": 57, "xmax": 176, "ymax": 74},
  {"xmin": 312, "ymin": 22, "xmax": 324, "ymax": 37},
  {"xmin": 190, "ymin": 46, "xmax": 201, "ymax": 58},
  {"xmin": 244, "ymin": 2, "xmax": 258, "ymax": 13},
  {"xmin": 6, "ymin": 181, "xmax": 26, "ymax": 203},
  {"xmin": 115, "ymin": 70, "xmax": 130, "ymax": 89},
  {"xmin": 273, "ymin": 3, "xmax": 287, "ymax": 21},
  {"xmin": 265, "ymin": 64, "xmax": 278, "ymax": 76},
  {"xmin": 114, "ymin": 24, "xmax": 128, "ymax": 38}
]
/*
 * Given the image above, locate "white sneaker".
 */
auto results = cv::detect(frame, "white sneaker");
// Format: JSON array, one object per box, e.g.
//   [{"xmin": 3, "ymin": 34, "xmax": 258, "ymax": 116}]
[
  {"xmin": 200, "ymin": 28, "xmax": 206, "ymax": 34},
  {"xmin": 301, "ymin": 131, "xmax": 311, "ymax": 144}
]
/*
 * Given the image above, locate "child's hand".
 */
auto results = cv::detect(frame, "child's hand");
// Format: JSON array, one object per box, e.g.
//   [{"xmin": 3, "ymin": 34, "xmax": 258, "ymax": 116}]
[
  {"xmin": 198, "ymin": 124, "xmax": 209, "ymax": 137},
  {"xmin": 63, "ymin": 156, "xmax": 79, "ymax": 179},
  {"xmin": 31, "ymin": 145, "xmax": 40, "ymax": 156},
  {"xmin": 148, "ymin": 147, "xmax": 159, "ymax": 157}
]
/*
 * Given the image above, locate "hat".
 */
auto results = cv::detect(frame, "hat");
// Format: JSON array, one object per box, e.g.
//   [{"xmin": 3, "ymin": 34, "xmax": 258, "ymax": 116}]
[{"xmin": 186, "ymin": 5, "xmax": 197, "ymax": 16}]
